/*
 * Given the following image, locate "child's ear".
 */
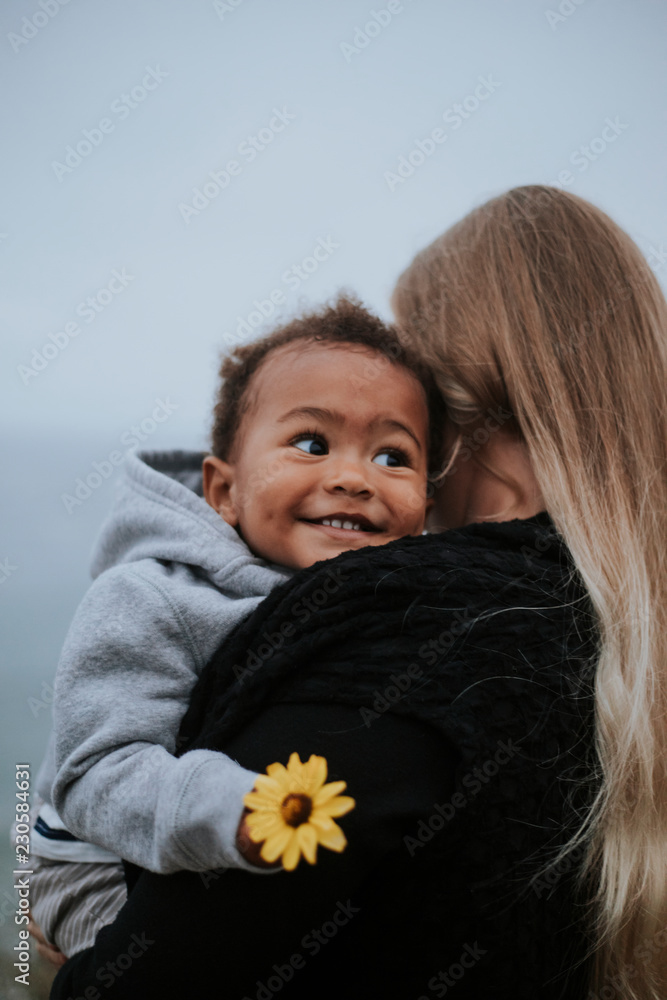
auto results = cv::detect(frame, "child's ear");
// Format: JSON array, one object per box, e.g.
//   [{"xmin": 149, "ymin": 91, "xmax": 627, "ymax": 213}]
[{"xmin": 202, "ymin": 456, "xmax": 239, "ymax": 527}]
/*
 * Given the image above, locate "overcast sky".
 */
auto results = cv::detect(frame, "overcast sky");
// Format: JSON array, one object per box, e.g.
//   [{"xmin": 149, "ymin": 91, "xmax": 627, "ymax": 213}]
[{"xmin": 3, "ymin": 0, "xmax": 666, "ymax": 445}]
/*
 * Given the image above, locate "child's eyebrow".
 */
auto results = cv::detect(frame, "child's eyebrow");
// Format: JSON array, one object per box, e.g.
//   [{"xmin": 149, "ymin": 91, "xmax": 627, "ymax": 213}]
[
  {"xmin": 277, "ymin": 406, "xmax": 338, "ymax": 425},
  {"xmin": 277, "ymin": 406, "xmax": 423, "ymax": 450}
]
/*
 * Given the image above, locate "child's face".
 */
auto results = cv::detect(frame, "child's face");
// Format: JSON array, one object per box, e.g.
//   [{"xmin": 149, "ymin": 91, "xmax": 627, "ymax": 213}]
[{"xmin": 203, "ymin": 342, "xmax": 432, "ymax": 570}]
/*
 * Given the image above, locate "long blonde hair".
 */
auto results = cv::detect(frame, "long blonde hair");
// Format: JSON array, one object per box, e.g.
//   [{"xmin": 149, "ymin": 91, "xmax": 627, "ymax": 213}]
[{"xmin": 392, "ymin": 186, "xmax": 667, "ymax": 1000}]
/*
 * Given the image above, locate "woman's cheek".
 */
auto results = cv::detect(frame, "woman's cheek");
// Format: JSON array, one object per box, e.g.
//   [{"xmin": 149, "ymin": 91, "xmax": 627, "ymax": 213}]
[{"xmin": 396, "ymin": 483, "xmax": 429, "ymax": 532}]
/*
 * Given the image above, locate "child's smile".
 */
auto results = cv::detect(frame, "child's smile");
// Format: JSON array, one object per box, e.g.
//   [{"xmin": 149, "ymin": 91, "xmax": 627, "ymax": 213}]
[
  {"xmin": 300, "ymin": 512, "xmax": 380, "ymax": 534},
  {"xmin": 203, "ymin": 342, "xmax": 432, "ymax": 569}
]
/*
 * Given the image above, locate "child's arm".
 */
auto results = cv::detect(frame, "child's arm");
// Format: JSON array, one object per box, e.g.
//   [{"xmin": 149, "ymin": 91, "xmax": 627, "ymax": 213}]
[{"xmin": 52, "ymin": 561, "xmax": 266, "ymax": 875}]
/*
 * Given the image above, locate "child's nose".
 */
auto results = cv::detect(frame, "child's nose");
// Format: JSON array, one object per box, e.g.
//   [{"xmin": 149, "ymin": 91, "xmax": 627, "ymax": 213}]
[{"xmin": 323, "ymin": 457, "xmax": 374, "ymax": 496}]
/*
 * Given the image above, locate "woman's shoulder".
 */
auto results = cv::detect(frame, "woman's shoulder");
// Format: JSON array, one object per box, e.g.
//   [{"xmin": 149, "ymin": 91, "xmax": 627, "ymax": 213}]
[
  {"xmin": 300, "ymin": 510, "xmax": 572, "ymax": 597},
  {"xmin": 180, "ymin": 509, "xmax": 596, "ymax": 761},
  {"xmin": 223, "ymin": 511, "xmax": 587, "ymax": 662}
]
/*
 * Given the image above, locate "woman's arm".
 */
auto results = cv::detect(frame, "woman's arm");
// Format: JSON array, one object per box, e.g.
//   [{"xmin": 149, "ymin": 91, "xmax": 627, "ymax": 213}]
[{"xmin": 50, "ymin": 702, "xmax": 457, "ymax": 999}]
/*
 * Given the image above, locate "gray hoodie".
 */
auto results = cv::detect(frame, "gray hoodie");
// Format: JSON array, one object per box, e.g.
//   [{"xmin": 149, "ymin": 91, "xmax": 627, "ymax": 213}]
[{"xmin": 41, "ymin": 450, "xmax": 291, "ymax": 874}]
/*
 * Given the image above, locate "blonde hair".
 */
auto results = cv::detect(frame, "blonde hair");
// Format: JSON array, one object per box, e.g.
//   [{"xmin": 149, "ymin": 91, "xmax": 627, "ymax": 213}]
[{"xmin": 392, "ymin": 186, "xmax": 667, "ymax": 1000}]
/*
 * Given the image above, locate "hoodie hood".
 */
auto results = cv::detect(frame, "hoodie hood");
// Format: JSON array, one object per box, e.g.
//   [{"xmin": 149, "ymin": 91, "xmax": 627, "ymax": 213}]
[{"xmin": 90, "ymin": 450, "xmax": 291, "ymax": 596}]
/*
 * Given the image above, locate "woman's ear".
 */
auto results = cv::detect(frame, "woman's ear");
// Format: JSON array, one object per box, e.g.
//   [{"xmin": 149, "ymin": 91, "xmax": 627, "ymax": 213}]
[{"xmin": 202, "ymin": 456, "xmax": 239, "ymax": 527}]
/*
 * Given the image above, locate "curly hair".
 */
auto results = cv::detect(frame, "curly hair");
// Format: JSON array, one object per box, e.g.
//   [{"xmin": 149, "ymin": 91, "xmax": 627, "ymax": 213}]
[{"xmin": 210, "ymin": 293, "xmax": 446, "ymax": 472}]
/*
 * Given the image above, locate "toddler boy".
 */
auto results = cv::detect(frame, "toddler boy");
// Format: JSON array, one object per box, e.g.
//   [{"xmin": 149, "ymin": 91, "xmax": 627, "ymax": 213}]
[{"xmin": 30, "ymin": 294, "xmax": 444, "ymax": 958}]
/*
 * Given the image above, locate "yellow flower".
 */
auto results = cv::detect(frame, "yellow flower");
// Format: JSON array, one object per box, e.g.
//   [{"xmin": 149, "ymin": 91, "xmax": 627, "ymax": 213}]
[{"xmin": 243, "ymin": 752, "xmax": 356, "ymax": 871}]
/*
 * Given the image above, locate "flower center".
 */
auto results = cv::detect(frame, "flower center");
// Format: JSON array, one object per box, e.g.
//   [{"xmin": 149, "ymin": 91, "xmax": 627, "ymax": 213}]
[{"xmin": 281, "ymin": 793, "xmax": 312, "ymax": 827}]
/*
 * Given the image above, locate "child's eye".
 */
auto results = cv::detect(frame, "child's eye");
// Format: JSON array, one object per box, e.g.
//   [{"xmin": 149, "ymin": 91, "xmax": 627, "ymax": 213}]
[
  {"xmin": 373, "ymin": 449, "xmax": 410, "ymax": 468},
  {"xmin": 292, "ymin": 435, "xmax": 328, "ymax": 456}
]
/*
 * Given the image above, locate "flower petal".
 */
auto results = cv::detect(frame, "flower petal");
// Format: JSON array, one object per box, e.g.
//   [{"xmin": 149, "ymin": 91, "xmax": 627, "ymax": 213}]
[
  {"xmin": 261, "ymin": 827, "xmax": 293, "ymax": 863},
  {"xmin": 245, "ymin": 814, "xmax": 284, "ymax": 841},
  {"xmin": 297, "ymin": 823, "xmax": 319, "ymax": 865},
  {"xmin": 308, "ymin": 813, "xmax": 337, "ymax": 834},
  {"xmin": 316, "ymin": 795, "xmax": 356, "ymax": 819},
  {"xmin": 314, "ymin": 820, "xmax": 347, "ymax": 853},
  {"xmin": 283, "ymin": 754, "xmax": 311, "ymax": 795},
  {"xmin": 282, "ymin": 835, "xmax": 302, "ymax": 871},
  {"xmin": 286, "ymin": 751, "xmax": 303, "ymax": 773},
  {"xmin": 303, "ymin": 755, "xmax": 327, "ymax": 795},
  {"xmin": 243, "ymin": 790, "xmax": 283, "ymax": 811},
  {"xmin": 266, "ymin": 761, "xmax": 288, "ymax": 777},
  {"xmin": 253, "ymin": 774, "xmax": 285, "ymax": 799},
  {"xmin": 312, "ymin": 780, "xmax": 347, "ymax": 806},
  {"xmin": 286, "ymin": 774, "xmax": 305, "ymax": 796}
]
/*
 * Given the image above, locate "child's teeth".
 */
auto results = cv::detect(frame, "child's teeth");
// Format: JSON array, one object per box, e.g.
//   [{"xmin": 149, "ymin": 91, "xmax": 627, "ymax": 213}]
[{"xmin": 316, "ymin": 518, "xmax": 363, "ymax": 531}]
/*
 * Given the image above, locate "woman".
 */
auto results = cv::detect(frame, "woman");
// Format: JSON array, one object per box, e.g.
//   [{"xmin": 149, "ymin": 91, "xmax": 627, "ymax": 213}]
[
  {"xmin": 49, "ymin": 187, "xmax": 667, "ymax": 1000},
  {"xmin": 391, "ymin": 185, "xmax": 667, "ymax": 1000}
]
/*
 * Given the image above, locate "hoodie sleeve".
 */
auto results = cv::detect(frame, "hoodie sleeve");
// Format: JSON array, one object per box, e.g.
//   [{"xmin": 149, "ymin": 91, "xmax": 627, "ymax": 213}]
[{"xmin": 51, "ymin": 562, "xmax": 267, "ymax": 874}]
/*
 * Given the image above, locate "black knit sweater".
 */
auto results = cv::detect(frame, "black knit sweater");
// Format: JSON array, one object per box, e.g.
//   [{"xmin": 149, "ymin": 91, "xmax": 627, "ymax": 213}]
[
  {"xmin": 53, "ymin": 512, "xmax": 601, "ymax": 1000},
  {"xmin": 181, "ymin": 511, "xmax": 600, "ymax": 997}
]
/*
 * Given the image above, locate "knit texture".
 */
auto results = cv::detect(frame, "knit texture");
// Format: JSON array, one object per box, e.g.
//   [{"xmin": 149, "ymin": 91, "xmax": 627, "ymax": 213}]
[{"xmin": 179, "ymin": 512, "xmax": 601, "ymax": 997}]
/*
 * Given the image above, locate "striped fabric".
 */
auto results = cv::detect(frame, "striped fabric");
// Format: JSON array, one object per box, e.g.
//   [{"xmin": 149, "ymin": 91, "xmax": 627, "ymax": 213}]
[
  {"xmin": 31, "ymin": 803, "xmax": 121, "ymax": 863},
  {"xmin": 31, "ymin": 857, "xmax": 127, "ymax": 957}
]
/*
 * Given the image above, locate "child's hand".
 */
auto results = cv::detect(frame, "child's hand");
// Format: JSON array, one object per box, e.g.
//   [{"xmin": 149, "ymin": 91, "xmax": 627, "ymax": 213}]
[
  {"xmin": 236, "ymin": 808, "xmax": 280, "ymax": 869},
  {"xmin": 27, "ymin": 912, "xmax": 68, "ymax": 968}
]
